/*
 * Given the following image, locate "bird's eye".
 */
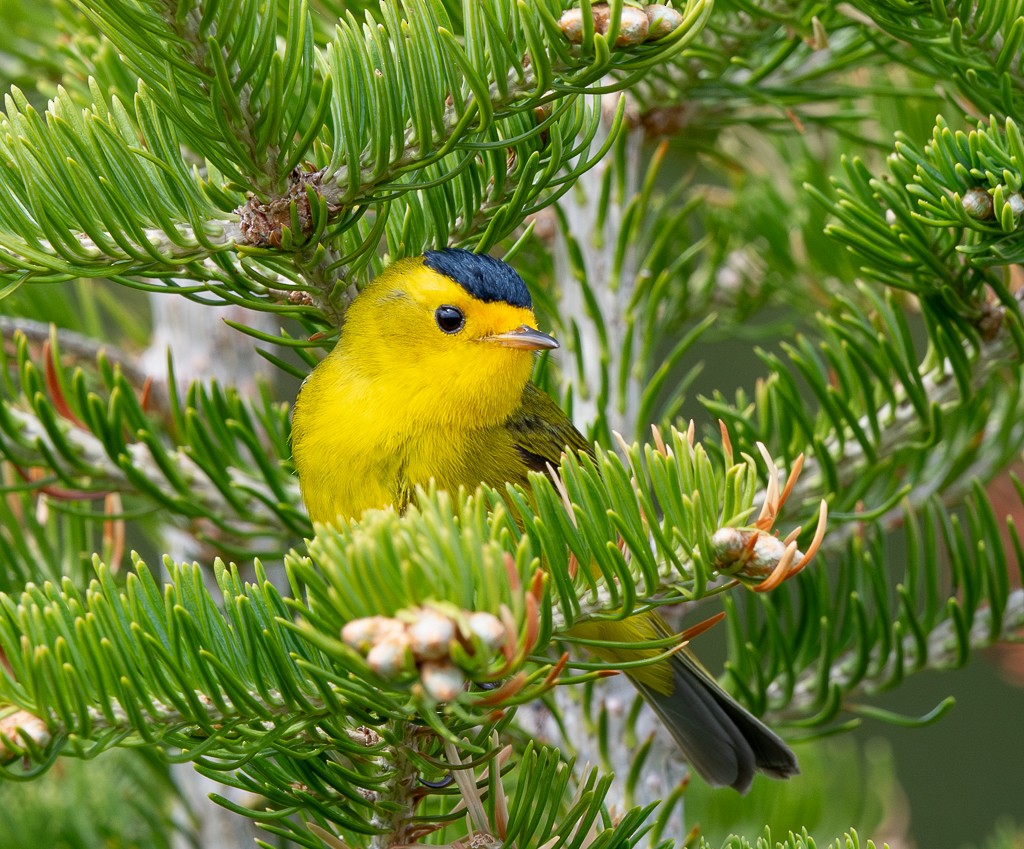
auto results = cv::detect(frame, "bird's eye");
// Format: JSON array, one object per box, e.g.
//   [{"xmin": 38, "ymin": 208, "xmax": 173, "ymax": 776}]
[{"xmin": 434, "ymin": 305, "xmax": 465, "ymax": 334}]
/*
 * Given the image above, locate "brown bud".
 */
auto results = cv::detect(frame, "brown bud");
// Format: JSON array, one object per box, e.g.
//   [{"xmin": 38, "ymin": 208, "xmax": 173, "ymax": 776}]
[
  {"xmin": 645, "ymin": 4, "xmax": 684, "ymax": 40},
  {"xmin": 0, "ymin": 710, "xmax": 51, "ymax": 761},
  {"xmin": 366, "ymin": 633, "xmax": 415, "ymax": 678},
  {"xmin": 341, "ymin": 615, "xmax": 404, "ymax": 652},
  {"xmin": 559, "ymin": 4, "xmax": 649, "ymax": 47},
  {"xmin": 466, "ymin": 612, "xmax": 507, "ymax": 650},
  {"xmin": 407, "ymin": 608, "xmax": 456, "ymax": 661},
  {"xmin": 420, "ymin": 661, "xmax": 465, "ymax": 702},
  {"xmin": 962, "ymin": 187, "xmax": 994, "ymax": 220}
]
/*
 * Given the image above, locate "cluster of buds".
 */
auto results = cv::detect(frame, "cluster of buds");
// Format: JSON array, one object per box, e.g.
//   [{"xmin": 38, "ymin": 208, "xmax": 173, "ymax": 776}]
[
  {"xmin": 711, "ymin": 438, "xmax": 827, "ymax": 592},
  {"xmin": 559, "ymin": 4, "xmax": 683, "ymax": 47},
  {"xmin": 341, "ymin": 605, "xmax": 509, "ymax": 702}
]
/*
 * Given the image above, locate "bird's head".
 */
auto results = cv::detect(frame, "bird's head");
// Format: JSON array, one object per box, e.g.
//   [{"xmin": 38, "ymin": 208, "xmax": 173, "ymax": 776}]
[{"xmin": 338, "ymin": 248, "xmax": 557, "ymax": 429}]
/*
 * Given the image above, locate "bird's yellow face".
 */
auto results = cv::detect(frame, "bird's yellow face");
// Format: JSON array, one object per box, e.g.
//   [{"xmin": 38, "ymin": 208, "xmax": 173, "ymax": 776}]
[{"xmin": 337, "ymin": 252, "xmax": 556, "ymax": 433}]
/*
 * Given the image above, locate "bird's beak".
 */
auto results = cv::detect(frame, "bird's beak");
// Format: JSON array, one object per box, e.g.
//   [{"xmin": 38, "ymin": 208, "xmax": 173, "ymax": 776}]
[{"xmin": 482, "ymin": 325, "xmax": 559, "ymax": 350}]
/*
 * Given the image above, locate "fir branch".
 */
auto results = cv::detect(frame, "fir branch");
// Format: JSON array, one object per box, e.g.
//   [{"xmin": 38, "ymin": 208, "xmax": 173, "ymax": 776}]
[
  {"xmin": 848, "ymin": 0, "xmax": 1024, "ymax": 119},
  {"xmin": 810, "ymin": 114, "xmax": 1024, "ymax": 302},
  {"xmin": 778, "ymin": 587, "xmax": 1024, "ymax": 716},
  {"xmin": 710, "ymin": 109, "xmax": 1024, "ymax": 524},
  {"xmin": 5, "ymin": 2, "xmax": 1024, "ymax": 842},
  {"xmin": 724, "ymin": 476, "xmax": 1024, "ymax": 726},
  {"xmin": 613, "ymin": 1, "xmax": 914, "ymax": 149},
  {"xmin": 0, "ymin": 0, "xmax": 712, "ymax": 329},
  {"xmin": 751, "ymin": 283, "xmax": 1022, "ymax": 521},
  {"xmin": 752, "ymin": 576, "xmax": 1024, "ymax": 727},
  {"xmin": 311, "ymin": 0, "xmax": 710, "ymax": 205},
  {"xmin": 70, "ymin": 0, "xmax": 321, "ymax": 192},
  {"xmin": 0, "ymin": 316, "xmax": 165, "ymax": 411},
  {"xmin": 0, "ymin": 331, "xmax": 305, "ymax": 552}
]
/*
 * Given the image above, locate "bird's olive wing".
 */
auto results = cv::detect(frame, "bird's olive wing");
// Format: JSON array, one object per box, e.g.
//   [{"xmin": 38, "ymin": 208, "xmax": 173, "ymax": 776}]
[{"xmin": 505, "ymin": 383, "xmax": 594, "ymax": 476}]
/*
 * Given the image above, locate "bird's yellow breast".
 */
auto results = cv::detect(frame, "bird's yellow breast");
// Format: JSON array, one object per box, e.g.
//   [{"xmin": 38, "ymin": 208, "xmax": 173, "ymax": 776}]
[
  {"xmin": 291, "ymin": 363, "xmax": 396, "ymax": 522},
  {"xmin": 291, "ymin": 356, "xmax": 530, "ymax": 523}
]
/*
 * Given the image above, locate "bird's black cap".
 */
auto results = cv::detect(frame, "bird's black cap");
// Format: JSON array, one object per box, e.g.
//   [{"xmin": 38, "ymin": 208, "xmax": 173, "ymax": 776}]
[{"xmin": 423, "ymin": 248, "xmax": 533, "ymax": 309}]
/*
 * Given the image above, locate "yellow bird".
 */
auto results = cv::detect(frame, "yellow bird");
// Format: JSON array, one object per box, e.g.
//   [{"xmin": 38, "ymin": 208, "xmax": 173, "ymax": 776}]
[{"xmin": 291, "ymin": 248, "xmax": 798, "ymax": 792}]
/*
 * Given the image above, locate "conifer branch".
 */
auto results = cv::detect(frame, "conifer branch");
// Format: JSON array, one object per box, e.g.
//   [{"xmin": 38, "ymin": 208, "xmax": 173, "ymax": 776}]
[
  {"xmin": 0, "ymin": 0, "xmax": 712, "ymax": 327},
  {"xmin": 0, "ymin": 330, "xmax": 305, "ymax": 551},
  {"xmin": 775, "ymin": 587, "xmax": 1024, "ymax": 716}
]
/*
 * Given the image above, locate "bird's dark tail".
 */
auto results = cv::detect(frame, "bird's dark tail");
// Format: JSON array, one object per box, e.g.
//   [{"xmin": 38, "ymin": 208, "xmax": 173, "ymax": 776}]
[{"xmin": 629, "ymin": 647, "xmax": 798, "ymax": 794}]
